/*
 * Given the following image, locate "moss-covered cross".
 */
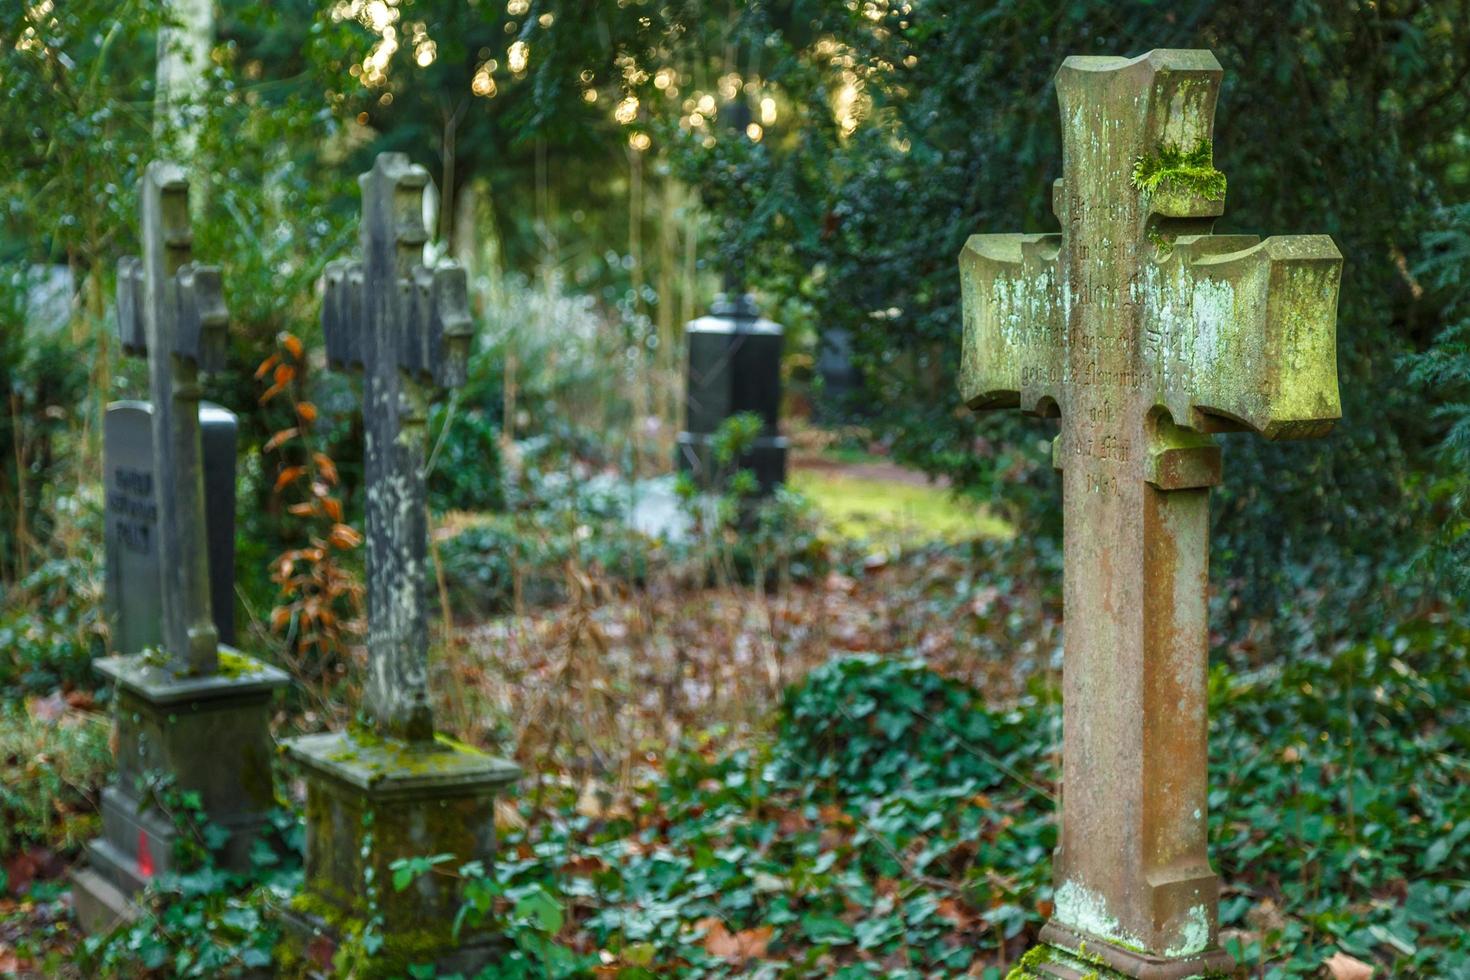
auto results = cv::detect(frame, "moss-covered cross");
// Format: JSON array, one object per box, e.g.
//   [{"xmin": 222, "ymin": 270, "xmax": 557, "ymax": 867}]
[
  {"xmin": 321, "ymin": 152, "xmax": 473, "ymax": 743},
  {"xmin": 115, "ymin": 161, "xmax": 228, "ymax": 675},
  {"xmin": 960, "ymin": 50, "xmax": 1341, "ymax": 977}
]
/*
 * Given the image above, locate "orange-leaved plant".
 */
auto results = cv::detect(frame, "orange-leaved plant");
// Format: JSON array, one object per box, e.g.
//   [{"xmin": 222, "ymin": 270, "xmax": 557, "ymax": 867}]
[{"xmin": 256, "ymin": 331, "xmax": 363, "ymax": 680}]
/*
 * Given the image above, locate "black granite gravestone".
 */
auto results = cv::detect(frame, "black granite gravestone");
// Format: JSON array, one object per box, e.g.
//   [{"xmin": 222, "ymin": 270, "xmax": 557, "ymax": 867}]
[
  {"xmin": 104, "ymin": 400, "xmax": 237, "ymax": 653},
  {"xmin": 676, "ymin": 293, "xmax": 788, "ymax": 494}
]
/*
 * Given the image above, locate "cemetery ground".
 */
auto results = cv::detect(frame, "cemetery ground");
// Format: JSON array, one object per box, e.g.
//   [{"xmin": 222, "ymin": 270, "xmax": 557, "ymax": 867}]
[{"xmin": 0, "ymin": 437, "xmax": 1467, "ymax": 978}]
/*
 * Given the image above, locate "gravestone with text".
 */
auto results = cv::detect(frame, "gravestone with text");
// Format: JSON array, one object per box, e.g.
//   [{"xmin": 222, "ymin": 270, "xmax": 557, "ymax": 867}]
[
  {"xmin": 73, "ymin": 162, "xmax": 289, "ymax": 933},
  {"xmin": 961, "ymin": 51, "xmax": 1341, "ymax": 978},
  {"xmin": 281, "ymin": 153, "xmax": 520, "ymax": 973},
  {"xmin": 677, "ymin": 292, "xmax": 788, "ymax": 494},
  {"xmin": 105, "ymin": 400, "xmax": 238, "ymax": 653}
]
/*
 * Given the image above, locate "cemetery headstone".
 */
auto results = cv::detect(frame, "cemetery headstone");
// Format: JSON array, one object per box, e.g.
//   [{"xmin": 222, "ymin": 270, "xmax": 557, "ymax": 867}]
[
  {"xmin": 815, "ymin": 325, "xmax": 864, "ymax": 422},
  {"xmin": 281, "ymin": 152, "xmax": 520, "ymax": 972},
  {"xmin": 677, "ymin": 292, "xmax": 789, "ymax": 494},
  {"xmin": 104, "ymin": 399, "xmax": 238, "ymax": 652},
  {"xmin": 960, "ymin": 50, "xmax": 1341, "ymax": 978},
  {"xmin": 73, "ymin": 161, "xmax": 288, "ymax": 933}
]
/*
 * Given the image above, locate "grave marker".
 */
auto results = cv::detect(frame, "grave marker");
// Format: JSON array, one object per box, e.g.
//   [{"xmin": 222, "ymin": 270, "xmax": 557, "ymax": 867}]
[
  {"xmin": 104, "ymin": 399, "xmax": 238, "ymax": 653},
  {"xmin": 961, "ymin": 51, "xmax": 1341, "ymax": 978},
  {"xmin": 677, "ymin": 292, "xmax": 788, "ymax": 494},
  {"xmin": 281, "ymin": 153, "xmax": 520, "ymax": 972},
  {"xmin": 74, "ymin": 161, "xmax": 288, "ymax": 933}
]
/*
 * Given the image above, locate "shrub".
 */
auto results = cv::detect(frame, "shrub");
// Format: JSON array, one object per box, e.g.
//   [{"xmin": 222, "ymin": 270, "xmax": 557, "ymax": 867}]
[{"xmin": 0, "ymin": 702, "xmax": 111, "ymax": 859}]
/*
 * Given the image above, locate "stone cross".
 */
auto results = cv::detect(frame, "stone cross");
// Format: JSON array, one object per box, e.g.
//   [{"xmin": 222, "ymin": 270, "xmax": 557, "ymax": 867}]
[
  {"xmin": 960, "ymin": 50, "xmax": 1341, "ymax": 977},
  {"xmin": 321, "ymin": 152, "xmax": 473, "ymax": 744},
  {"xmin": 115, "ymin": 160, "xmax": 228, "ymax": 675}
]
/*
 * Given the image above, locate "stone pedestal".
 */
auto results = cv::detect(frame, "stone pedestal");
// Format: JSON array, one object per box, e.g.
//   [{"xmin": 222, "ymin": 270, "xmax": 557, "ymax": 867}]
[
  {"xmin": 278, "ymin": 730, "xmax": 521, "ymax": 977},
  {"xmin": 72, "ymin": 649, "xmax": 289, "ymax": 933},
  {"xmin": 677, "ymin": 293, "xmax": 788, "ymax": 495},
  {"xmin": 1012, "ymin": 924, "xmax": 1237, "ymax": 979}
]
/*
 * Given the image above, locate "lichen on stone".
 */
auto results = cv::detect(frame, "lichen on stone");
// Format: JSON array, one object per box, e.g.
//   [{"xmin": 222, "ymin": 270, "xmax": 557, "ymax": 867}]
[{"xmin": 1130, "ymin": 139, "xmax": 1226, "ymax": 201}]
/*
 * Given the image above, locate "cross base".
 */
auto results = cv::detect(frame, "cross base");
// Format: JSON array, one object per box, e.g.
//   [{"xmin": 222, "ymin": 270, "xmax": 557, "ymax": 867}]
[
  {"xmin": 278, "ymin": 730, "xmax": 521, "ymax": 978},
  {"xmin": 1009, "ymin": 922, "xmax": 1238, "ymax": 980},
  {"xmin": 74, "ymin": 649, "xmax": 290, "ymax": 934}
]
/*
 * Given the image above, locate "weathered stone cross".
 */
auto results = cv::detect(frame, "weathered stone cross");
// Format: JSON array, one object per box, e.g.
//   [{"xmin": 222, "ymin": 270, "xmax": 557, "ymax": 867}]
[
  {"xmin": 961, "ymin": 51, "xmax": 1341, "ymax": 978},
  {"xmin": 115, "ymin": 160, "xmax": 229, "ymax": 675},
  {"xmin": 320, "ymin": 151, "xmax": 473, "ymax": 743},
  {"xmin": 282, "ymin": 152, "xmax": 517, "ymax": 973}
]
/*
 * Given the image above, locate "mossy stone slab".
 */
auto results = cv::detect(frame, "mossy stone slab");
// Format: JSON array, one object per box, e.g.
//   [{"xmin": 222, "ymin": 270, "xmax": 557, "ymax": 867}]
[{"xmin": 279, "ymin": 730, "xmax": 521, "ymax": 976}]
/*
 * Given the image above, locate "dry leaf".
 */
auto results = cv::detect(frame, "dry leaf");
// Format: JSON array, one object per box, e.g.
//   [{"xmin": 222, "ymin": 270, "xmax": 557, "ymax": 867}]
[
  {"xmin": 274, "ymin": 465, "xmax": 306, "ymax": 492},
  {"xmin": 264, "ymin": 427, "xmax": 299, "ymax": 453},
  {"xmin": 697, "ymin": 917, "xmax": 772, "ymax": 964},
  {"xmin": 1325, "ymin": 951, "xmax": 1373, "ymax": 980}
]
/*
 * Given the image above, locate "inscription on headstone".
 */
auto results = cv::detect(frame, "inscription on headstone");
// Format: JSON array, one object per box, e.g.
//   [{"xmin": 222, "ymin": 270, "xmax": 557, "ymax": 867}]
[{"xmin": 960, "ymin": 50, "xmax": 1342, "ymax": 979}]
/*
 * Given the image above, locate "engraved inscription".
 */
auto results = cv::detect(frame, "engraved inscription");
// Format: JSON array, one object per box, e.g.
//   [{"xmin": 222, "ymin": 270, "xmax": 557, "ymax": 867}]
[{"xmin": 108, "ymin": 467, "xmax": 157, "ymax": 555}]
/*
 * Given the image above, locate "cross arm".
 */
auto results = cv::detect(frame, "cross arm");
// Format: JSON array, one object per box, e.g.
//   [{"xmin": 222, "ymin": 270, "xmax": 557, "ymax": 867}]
[
  {"xmin": 174, "ymin": 264, "xmax": 227, "ymax": 372},
  {"xmin": 321, "ymin": 259, "xmax": 366, "ymax": 372},
  {"xmin": 406, "ymin": 264, "xmax": 474, "ymax": 390},
  {"xmin": 1156, "ymin": 234, "xmax": 1342, "ymax": 440},
  {"xmin": 958, "ymin": 233, "xmax": 1065, "ymax": 417},
  {"xmin": 116, "ymin": 256, "xmax": 146, "ymax": 356}
]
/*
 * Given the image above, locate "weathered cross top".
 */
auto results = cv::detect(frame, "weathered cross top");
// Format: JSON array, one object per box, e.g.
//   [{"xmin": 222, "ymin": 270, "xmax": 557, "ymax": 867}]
[
  {"xmin": 322, "ymin": 152, "xmax": 473, "ymax": 744},
  {"xmin": 960, "ymin": 51, "xmax": 1341, "ymax": 974},
  {"xmin": 115, "ymin": 161, "xmax": 228, "ymax": 675}
]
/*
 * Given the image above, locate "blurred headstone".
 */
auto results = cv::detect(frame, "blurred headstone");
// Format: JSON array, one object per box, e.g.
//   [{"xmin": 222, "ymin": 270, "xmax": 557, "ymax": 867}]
[
  {"xmin": 281, "ymin": 152, "xmax": 519, "ymax": 973},
  {"xmin": 677, "ymin": 292, "xmax": 788, "ymax": 494},
  {"xmin": 103, "ymin": 400, "xmax": 237, "ymax": 654},
  {"xmin": 815, "ymin": 325, "xmax": 864, "ymax": 421},
  {"xmin": 963, "ymin": 49, "xmax": 1342, "ymax": 978},
  {"xmin": 74, "ymin": 161, "xmax": 287, "ymax": 934}
]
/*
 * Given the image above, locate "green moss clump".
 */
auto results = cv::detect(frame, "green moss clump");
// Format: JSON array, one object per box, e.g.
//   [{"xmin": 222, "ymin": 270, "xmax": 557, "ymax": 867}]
[
  {"xmin": 214, "ymin": 648, "xmax": 266, "ymax": 679},
  {"xmin": 1130, "ymin": 139, "xmax": 1227, "ymax": 200}
]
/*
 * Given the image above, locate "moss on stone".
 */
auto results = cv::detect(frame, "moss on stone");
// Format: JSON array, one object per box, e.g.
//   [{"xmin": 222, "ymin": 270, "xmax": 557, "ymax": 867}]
[{"xmin": 1130, "ymin": 139, "xmax": 1226, "ymax": 201}]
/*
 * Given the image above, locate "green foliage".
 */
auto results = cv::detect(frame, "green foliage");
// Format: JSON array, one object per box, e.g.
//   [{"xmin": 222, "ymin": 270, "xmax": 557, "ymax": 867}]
[
  {"xmin": 0, "ymin": 556, "xmax": 107, "ymax": 696},
  {"xmin": 428, "ymin": 402, "xmax": 505, "ymax": 513},
  {"xmin": 0, "ymin": 704, "xmax": 111, "ymax": 857},
  {"xmin": 1129, "ymin": 139, "xmax": 1225, "ymax": 200},
  {"xmin": 1407, "ymin": 202, "xmax": 1470, "ymax": 579},
  {"xmin": 79, "ymin": 807, "xmax": 304, "ymax": 977},
  {"xmin": 0, "ymin": 278, "xmax": 94, "ymax": 583},
  {"xmin": 1209, "ymin": 618, "xmax": 1470, "ymax": 974},
  {"xmin": 775, "ymin": 654, "xmax": 1055, "ymax": 803}
]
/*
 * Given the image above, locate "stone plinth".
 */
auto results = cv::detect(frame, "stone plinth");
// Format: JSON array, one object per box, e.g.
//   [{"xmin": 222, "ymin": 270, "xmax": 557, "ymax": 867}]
[
  {"xmin": 278, "ymin": 730, "xmax": 521, "ymax": 976},
  {"xmin": 72, "ymin": 649, "xmax": 288, "ymax": 932}
]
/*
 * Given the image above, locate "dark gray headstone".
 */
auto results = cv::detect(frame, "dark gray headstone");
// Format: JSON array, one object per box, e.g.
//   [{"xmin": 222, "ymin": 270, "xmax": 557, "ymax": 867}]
[
  {"xmin": 104, "ymin": 400, "xmax": 237, "ymax": 655},
  {"xmin": 816, "ymin": 326, "xmax": 866, "ymax": 421},
  {"xmin": 676, "ymin": 292, "xmax": 788, "ymax": 493}
]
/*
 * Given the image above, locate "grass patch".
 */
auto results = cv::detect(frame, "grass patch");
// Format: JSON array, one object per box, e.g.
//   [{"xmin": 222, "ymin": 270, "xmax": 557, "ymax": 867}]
[{"xmin": 792, "ymin": 469, "xmax": 1013, "ymax": 544}]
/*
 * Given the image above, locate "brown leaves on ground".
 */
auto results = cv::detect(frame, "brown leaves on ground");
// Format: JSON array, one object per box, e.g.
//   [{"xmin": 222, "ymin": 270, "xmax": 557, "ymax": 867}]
[
  {"xmin": 695, "ymin": 917, "xmax": 772, "ymax": 966},
  {"xmin": 445, "ymin": 547, "xmax": 1058, "ymax": 791}
]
